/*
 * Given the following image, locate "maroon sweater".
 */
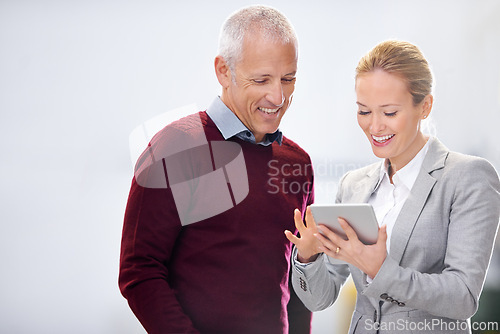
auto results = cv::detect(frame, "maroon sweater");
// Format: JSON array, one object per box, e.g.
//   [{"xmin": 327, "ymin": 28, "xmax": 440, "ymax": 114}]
[{"xmin": 119, "ymin": 112, "xmax": 314, "ymax": 333}]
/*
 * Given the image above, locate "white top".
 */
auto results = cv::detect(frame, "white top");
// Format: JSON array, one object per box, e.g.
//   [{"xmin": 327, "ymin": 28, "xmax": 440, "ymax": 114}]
[
  {"xmin": 294, "ymin": 138, "xmax": 431, "ymax": 272},
  {"xmin": 369, "ymin": 138, "xmax": 431, "ymax": 254}
]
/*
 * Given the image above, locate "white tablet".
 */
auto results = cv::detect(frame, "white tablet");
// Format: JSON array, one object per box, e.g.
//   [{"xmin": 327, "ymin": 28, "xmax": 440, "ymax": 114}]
[{"xmin": 309, "ymin": 203, "xmax": 379, "ymax": 245}]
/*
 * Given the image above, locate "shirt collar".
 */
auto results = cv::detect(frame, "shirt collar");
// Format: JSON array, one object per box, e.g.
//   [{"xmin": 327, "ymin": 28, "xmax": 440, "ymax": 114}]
[
  {"xmin": 206, "ymin": 97, "xmax": 283, "ymax": 146},
  {"xmin": 375, "ymin": 137, "xmax": 432, "ymax": 191}
]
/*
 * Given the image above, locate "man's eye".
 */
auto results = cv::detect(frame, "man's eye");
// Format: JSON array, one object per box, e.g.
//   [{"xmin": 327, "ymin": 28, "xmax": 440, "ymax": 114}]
[
  {"xmin": 282, "ymin": 77, "xmax": 296, "ymax": 83},
  {"xmin": 253, "ymin": 79, "xmax": 267, "ymax": 84}
]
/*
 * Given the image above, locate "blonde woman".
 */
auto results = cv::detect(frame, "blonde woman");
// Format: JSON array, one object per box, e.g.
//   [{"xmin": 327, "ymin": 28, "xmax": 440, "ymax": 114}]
[{"xmin": 286, "ymin": 40, "xmax": 500, "ymax": 333}]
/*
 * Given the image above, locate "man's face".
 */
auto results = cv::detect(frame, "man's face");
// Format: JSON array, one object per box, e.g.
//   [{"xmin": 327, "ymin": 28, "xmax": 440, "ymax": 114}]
[{"xmin": 220, "ymin": 33, "xmax": 297, "ymax": 142}]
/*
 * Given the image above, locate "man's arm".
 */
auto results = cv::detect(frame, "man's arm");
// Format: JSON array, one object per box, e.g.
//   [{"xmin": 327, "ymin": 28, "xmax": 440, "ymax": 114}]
[
  {"xmin": 288, "ymin": 170, "xmax": 314, "ymax": 333},
  {"xmin": 119, "ymin": 178, "xmax": 199, "ymax": 333}
]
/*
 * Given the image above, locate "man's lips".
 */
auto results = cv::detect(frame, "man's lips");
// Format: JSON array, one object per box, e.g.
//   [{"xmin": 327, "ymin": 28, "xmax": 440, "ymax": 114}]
[{"xmin": 258, "ymin": 107, "xmax": 280, "ymax": 115}]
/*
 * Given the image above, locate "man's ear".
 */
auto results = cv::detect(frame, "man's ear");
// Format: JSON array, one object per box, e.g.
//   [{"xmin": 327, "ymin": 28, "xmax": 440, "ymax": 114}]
[{"xmin": 215, "ymin": 56, "xmax": 232, "ymax": 88}]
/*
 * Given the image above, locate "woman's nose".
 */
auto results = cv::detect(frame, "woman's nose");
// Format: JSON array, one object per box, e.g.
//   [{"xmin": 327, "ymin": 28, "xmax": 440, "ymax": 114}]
[{"xmin": 369, "ymin": 113, "xmax": 385, "ymax": 133}]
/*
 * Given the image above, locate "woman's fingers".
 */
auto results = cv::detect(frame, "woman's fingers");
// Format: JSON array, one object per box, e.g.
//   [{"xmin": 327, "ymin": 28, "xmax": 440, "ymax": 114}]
[
  {"xmin": 304, "ymin": 206, "xmax": 317, "ymax": 228},
  {"xmin": 314, "ymin": 233, "xmax": 341, "ymax": 258},
  {"xmin": 284, "ymin": 230, "xmax": 299, "ymax": 245},
  {"xmin": 294, "ymin": 208, "xmax": 306, "ymax": 232},
  {"xmin": 312, "ymin": 219, "xmax": 387, "ymax": 277},
  {"xmin": 338, "ymin": 217, "xmax": 360, "ymax": 242},
  {"xmin": 315, "ymin": 219, "xmax": 361, "ymax": 259},
  {"xmin": 377, "ymin": 224, "xmax": 388, "ymax": 244},
  {"xmin": 288, "ymin": 207, "xmax": 323, "ymax": 263},
  {"xmin": 314, "ymin": 229, "xmax": 341, "ymax": 253},
  {"xmin": 316, "ymin": 224, "xmax": 343, "ymax": 245}
]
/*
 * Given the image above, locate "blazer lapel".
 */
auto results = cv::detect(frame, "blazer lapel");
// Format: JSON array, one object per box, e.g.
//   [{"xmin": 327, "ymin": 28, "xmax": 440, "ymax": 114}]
[
  {"xmin": 352, "ymin": 165, "xmax": 381, "ymax": 203},
  {"xmin": 389, "ymin": 138, "xmax": 449, "ymax": 264}
]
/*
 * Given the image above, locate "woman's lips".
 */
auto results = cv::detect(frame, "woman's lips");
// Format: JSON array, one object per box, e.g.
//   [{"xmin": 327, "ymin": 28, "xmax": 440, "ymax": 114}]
[{"xmin": 371, "ymin": 134, "xmax": 395, "ymax": 147}]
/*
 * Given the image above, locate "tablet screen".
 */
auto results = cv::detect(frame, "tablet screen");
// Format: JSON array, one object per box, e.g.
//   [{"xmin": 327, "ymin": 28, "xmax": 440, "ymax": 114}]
[{"xmin": 309, "ymin": 203, "xmax": 379, "ymax": 245}]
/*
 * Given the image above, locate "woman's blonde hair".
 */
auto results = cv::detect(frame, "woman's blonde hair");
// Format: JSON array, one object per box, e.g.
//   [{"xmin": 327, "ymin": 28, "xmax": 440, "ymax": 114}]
[{"xmin": 356, "ymin": 40, "xmax": 433, "ymax": 105}]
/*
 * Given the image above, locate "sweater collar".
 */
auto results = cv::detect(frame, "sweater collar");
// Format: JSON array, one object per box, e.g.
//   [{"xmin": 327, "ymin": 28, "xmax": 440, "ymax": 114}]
[{"xmin": 206, "ymin": 97, "xmax": 283, "ymax": 146}]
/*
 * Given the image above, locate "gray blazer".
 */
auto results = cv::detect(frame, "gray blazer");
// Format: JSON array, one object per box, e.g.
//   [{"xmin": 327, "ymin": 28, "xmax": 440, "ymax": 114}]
[{"xmin": 292, "ymin": 138, "xmax": 500, "ymax": 333}]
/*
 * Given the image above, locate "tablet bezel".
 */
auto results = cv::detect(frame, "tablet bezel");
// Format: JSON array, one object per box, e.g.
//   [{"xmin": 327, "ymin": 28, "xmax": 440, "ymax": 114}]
[{"xmin": 309, "ymin": 203, "xmax": 379, "ymax": 245}]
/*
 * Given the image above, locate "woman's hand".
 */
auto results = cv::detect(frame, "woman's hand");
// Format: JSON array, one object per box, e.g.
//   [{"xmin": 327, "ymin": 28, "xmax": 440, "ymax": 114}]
[
  {"xmin": 315, "ymin": 218, "xmax": 388, "ymax": 278},
  {"xmin": 285, "ymin": 206, "xmax": 324, "ymax": 263}
]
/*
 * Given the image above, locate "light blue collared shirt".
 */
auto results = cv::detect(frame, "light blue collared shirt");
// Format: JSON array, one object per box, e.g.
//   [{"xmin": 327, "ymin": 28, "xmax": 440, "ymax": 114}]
[{"xmin": 206, "ymin": 97, "xmax": 283, "ymax": 146}]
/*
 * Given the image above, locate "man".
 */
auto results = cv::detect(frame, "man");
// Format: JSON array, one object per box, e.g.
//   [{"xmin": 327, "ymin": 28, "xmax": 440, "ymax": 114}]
[{"xmin": 119, "ymin": 5, "xmax": 314, "ymax": 333}]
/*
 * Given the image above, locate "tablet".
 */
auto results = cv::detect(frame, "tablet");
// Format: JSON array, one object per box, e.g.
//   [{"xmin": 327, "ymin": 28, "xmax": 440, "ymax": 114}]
[{"xmin": 309, "ymin": 203, "xmax": 379, "ymax": 245}]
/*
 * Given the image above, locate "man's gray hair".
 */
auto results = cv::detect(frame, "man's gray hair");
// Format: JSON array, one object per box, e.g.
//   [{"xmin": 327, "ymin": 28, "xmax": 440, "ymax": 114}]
[{"xmin": 218, "ymin": 5, "xmax": 298, "ymax": 73}]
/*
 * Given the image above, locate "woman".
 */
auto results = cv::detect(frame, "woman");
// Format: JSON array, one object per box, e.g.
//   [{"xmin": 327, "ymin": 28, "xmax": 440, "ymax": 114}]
[{"xmin": 285, "ymin": 40, "xmax": 500, "ymax": 333}]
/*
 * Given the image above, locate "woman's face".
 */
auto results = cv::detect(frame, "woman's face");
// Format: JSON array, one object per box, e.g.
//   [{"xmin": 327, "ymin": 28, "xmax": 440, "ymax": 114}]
[{"xmin": 355, "ymin": 69, "xmax": 431, "ymax": 171}]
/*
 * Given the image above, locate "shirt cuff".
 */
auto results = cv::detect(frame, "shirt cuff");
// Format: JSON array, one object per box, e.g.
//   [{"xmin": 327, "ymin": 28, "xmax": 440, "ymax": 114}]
[{"xmin": 292, "ymin": 247, "xmax": 324, "ymax": 269}]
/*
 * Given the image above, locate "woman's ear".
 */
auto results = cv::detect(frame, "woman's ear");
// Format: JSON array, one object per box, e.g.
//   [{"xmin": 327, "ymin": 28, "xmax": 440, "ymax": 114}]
[
  {"xmin": 214, "ymin": 56, "xmax": 231, "ymax": 88},
  {"xmin": 421, "ymin": 94, "xmax": 433, "ymax": 119}
]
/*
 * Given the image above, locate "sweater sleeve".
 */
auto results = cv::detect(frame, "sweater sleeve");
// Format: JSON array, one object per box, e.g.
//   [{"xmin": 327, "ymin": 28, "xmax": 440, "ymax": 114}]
[
  {"xmin": 118, "ymin": 177, "xmax": 200, "ymax": 333},
  {"xmin": 288, "ymin": 171, "xmax": 315, "ymax": 333}
]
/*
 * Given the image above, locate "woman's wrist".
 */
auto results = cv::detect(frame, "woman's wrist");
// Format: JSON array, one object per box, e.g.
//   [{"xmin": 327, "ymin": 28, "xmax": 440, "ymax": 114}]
[{"xmin": 297, "ymin": 252, "xmax": 319, "ymax": 263}]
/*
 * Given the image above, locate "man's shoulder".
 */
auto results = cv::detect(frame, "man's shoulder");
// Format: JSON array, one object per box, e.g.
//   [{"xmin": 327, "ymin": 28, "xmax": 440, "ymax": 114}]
[
  {"xmin": 149, "ymin": 111, "xmax": 215, "ymax": 144},
  {"xmin": 133, "ymin": 111, "xmax": 218, "ymax": 187},
  {"xmin": 158, "ymin": 111, "xmax": 210, "ymax": 133},
  {"xmin": 280, "ymin": 136, "xmax": 311, "ymax": 160},
  {"xmin": 136, "ymin": 111, "xmax": 213, "ymax": 167}
]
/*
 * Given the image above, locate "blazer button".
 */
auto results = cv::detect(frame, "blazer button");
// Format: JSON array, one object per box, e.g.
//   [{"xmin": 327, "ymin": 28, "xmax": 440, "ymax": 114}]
[
  {"xmin": 398, "ymin": 302, "xmax": 406, "ymax": 307},
  {"xmin": 299, "ymin": 278, "xmax": 307, "ymax": 291},
  {"xmin": 380, "ymin": 293, "xmax": 388, "ymax": 300},
  {"xmin": 386, "ymin": 297, "xmax": 394, "ymax": 302},
  {"xmin": 391, "ymin": 300, "xmax": 399, "ymax": 305}
]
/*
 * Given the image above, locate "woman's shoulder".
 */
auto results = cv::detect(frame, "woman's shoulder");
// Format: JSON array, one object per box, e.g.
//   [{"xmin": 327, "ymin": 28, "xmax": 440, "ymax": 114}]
[
  {"xmin": 341, "ymin": 161, "xmax": 380, "ymax": 182},
  {"xmin": 424, "ymin": 137, "xmax": 498, "ymax": 181},
  {"xmin": 445, "ymin": 150, "xmax": 498, "ymax": 177},
  {"xmin": 436, "ymin": 150, "xmax": 500, "ymax": 196}
]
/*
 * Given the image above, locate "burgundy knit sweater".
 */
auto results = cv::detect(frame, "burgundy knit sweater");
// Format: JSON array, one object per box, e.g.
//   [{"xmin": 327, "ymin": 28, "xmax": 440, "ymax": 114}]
[{"xmin": 119, "ymin": 111, "xmax": 314, "ymax": 333}]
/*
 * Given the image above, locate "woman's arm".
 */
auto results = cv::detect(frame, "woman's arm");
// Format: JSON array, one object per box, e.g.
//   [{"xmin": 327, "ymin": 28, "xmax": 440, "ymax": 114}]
[
  {"xmin": 363, "ymin": 158, "xmax": 500, "ymax": 319},
  {"xmin": 316, "ymin": 157, "xmax": 500, "ymax": 319},
  {"xmin": 286, "ymin": 207, "xmax": 350, "ymax": 311},
  {"xmin": 290, "ymin": 250, "xmax": 351, "ymax": 312}
]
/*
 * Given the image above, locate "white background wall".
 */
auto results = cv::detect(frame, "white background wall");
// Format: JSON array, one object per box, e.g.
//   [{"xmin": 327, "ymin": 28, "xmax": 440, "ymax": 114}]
[{"xmin": 1, "ymin": 1, "xmax": 499, "ymax": 333}]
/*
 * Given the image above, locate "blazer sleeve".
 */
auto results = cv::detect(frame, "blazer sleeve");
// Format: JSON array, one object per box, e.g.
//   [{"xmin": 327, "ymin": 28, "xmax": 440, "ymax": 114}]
[
  {"xmin": 290, "ymin": 171, "xmax": 351, "ymax": 312},
  {"xmin": 119, "ymin": 177, "xmax": 200, "ymax": 333},
  {"xmin": 361, "ymin": 157, "xmax": 500, "ymax": 320},
  {"xmin": 291, "ymin": 249, "xmax": 351, "ymax": 312}
]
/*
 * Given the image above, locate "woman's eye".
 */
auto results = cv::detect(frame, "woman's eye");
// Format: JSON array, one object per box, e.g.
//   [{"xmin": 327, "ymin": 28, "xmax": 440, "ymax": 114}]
[
  {"xmin": 384, "ymin": 112, "xmax": 397, "ymax": 117},
  {"xmin": 358, "ymin": 110, "xmax": 371, "ymax": 116}
]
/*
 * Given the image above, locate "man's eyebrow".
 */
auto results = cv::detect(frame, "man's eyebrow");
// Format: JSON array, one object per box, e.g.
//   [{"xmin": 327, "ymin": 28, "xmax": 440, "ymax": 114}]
[{"xmin": 254, "ymin": 71, "xmax": 297, "ymax": 77}]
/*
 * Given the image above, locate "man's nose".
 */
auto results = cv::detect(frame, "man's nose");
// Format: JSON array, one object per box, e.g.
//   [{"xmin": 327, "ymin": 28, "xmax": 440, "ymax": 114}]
[{"xmin": 267, "ymin": 81, "xmax": 285, "ymax": 107}]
